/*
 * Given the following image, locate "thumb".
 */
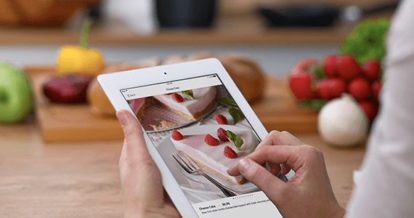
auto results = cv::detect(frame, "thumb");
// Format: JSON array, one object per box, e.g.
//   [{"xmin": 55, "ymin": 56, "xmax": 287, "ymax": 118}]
[
  {"xmin": 116, "ymin": 110, "xmax": 151, "ymax": 161},
  {"xmin": 238, "ymin": 158, "xmax": 287, "ymax": 200}
]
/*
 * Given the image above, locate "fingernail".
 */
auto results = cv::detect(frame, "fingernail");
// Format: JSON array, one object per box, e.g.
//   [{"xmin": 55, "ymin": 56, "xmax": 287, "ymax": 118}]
[
  {"xmin": 238, "ymin": 158, "xmax": 251, "ymax": 174},
  {"xmin": 116, "ymin": 111, "xmax": 128, "ymax": 127}
]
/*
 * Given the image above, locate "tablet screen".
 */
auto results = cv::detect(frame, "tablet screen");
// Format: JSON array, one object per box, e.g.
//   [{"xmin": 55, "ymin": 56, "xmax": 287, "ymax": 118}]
[{"xmin": 120, "ymin": 74, "xmax": 281, "ymax": 217}]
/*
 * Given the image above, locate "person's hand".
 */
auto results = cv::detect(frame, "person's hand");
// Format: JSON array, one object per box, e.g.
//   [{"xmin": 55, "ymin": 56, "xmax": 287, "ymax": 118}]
[
  {"xmin": 228, "ymin": 131, "xmax": 345, "ymax": 218},
  {"xmin": 116, "ymin": 110, "xmax": 179, "ymax": 218}
]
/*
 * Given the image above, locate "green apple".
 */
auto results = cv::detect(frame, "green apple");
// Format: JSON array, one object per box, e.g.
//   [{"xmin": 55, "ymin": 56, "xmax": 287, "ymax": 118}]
[{"xmin": 0, "ymin": 62, "xmax": 33, "ymax": 123}]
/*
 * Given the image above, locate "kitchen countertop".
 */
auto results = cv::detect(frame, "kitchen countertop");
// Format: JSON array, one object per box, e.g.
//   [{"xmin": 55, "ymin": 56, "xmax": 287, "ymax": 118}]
[{"xmin": 0, "ymin": 122, "xmax": 365, "ymax": 217}]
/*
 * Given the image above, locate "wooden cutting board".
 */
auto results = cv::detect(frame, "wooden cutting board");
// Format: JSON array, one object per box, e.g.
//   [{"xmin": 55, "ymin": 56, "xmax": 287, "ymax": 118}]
[
  {"xmin": 27, "ymin": 67, "xmax": 317, "ymax": 143},
  {"xmin": 254, "ymin": 79, "xmax": 318, "ymax": 134}
]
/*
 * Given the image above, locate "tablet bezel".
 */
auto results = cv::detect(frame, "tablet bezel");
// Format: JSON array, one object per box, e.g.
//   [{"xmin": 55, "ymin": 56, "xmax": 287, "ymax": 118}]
[{"xmin": 98, "ymin": 58, "xmax": 269, "ymax": 217}]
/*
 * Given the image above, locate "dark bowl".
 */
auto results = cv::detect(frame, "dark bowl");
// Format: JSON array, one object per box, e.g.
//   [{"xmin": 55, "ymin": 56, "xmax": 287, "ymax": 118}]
[
  {"xmin": 155, "ymin": 0, "xmax": 216, "ymax": 28},
  {"xmin": 258, "ymin": 4, "xmax": 341, "ymax": 27}
]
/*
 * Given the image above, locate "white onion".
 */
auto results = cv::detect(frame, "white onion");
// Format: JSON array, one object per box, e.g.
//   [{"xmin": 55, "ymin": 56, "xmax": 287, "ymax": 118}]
[{"xmin": 318, "ymin": 95, "xmax": 368, "ymax": 147}]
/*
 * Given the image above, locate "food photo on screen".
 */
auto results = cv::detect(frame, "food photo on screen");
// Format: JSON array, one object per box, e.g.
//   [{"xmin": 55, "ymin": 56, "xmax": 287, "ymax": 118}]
[{"xmin": 126, "ymin": 83, "xmax": 263, "ymax": 203}]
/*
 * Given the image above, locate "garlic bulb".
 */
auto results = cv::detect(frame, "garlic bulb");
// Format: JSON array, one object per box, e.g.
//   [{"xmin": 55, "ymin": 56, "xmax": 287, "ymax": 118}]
[{"xmin": 318, "ymin": 95, "xmax": 368, "ymax": 147}]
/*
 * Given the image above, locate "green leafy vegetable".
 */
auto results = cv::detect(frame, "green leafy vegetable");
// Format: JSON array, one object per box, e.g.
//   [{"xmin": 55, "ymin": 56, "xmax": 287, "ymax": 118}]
[
  {"xmin": 226, "ymin": 130, "xmax": 244, "ymax": 150},
  {"xmin": 341, "ymin": 19, "xmax": 390, "ymax": 63},
  {"xmin": 307, "ymin": 64, "xmax": 325, "ymax": 81},
  {"xmin": 298, "ymin": 99, "xmax": 327, "ymax": 111},
  {"xmin": 181, "ymin": 90, "xmax": 194, "ymax": 100}
]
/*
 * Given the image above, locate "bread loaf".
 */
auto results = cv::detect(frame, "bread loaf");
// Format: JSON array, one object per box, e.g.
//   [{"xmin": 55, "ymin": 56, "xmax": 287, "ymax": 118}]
[{"xmin": 219, "ymin": 54, "xmax": 265, "ymax": 103}]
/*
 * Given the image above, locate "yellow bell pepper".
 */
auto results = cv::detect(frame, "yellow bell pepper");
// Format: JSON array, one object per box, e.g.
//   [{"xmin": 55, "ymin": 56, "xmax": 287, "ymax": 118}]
[
  {"xmin": 56, "ymin": 20, "xmax": 104, "ymax": 76},
  {"xmin": 56, "ymin": 46, "xmax": 104, "ymax": 76}
]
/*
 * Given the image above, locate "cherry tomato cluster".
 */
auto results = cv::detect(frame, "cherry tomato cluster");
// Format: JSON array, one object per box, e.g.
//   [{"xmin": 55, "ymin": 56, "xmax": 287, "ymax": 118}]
[{"xmin": 288, "ymin": 55, "xmax": 382, "ymax": 122}]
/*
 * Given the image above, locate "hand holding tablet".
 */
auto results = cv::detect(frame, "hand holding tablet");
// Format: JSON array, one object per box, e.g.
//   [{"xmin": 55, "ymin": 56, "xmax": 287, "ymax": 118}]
[
  {"xmin": 117, "ymin": 110, "xmax": 179, "ymax": 218},
  {"xmin": 100, "ymin": 59, "xmax": 342, "ymax": 217}
]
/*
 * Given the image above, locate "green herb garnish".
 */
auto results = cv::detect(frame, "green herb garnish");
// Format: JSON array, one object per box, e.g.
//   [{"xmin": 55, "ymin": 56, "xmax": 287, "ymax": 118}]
[
  {"xmin": 226, "ymin": 130, "xmax": 244, "ymax": 150},
  {"xmin": 181, "ymin": 90, "xmax": 194, "ymax": 100},
  {"xmin": 219, "ymin": 97, "xmax": 245, "ymax": 123},
  {"xmin": 228, "ymin": 107, "xmax": 244, "ymax": 123},
  {"xmin": 219, "ymin": 97, "xmax": 238, "ymax": 108}
]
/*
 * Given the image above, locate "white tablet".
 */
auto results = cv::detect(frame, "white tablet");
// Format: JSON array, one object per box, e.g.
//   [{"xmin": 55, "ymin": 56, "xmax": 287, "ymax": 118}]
[{"xmin": 98, "ymin": 58, "xmax": 282, "ymax": 218}]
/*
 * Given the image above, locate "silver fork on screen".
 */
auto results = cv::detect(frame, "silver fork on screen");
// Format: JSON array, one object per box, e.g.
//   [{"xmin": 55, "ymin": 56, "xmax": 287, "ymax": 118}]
[{"xmin": 172, "ymin": 152, "xmax": 237, "ymax": 197}]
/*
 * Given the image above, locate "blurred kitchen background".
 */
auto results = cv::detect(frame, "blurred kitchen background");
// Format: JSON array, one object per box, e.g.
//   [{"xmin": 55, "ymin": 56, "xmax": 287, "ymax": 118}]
[
  {"xmin": 0, "ymin": 0, "xmax": 397, "ymax": 76},
  {"xmin": 0, "ymin": 1, "xmax": 400, "ymax": 216}
]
